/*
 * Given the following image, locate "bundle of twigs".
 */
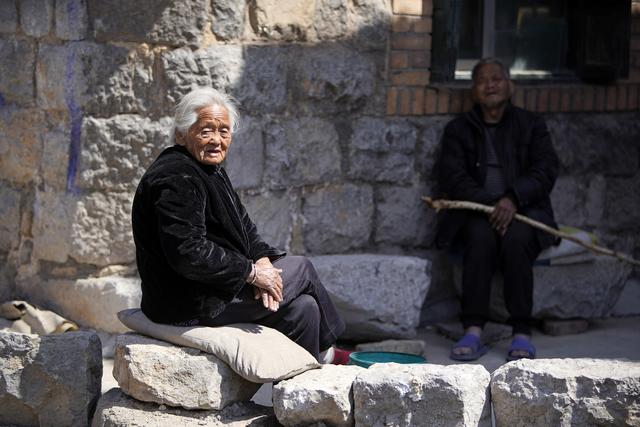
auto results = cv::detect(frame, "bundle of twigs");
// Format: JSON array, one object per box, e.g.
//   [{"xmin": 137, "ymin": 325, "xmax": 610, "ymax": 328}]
[{"xmin": 422, "ymin": 196, "xmax": 640, "ymax": 267}]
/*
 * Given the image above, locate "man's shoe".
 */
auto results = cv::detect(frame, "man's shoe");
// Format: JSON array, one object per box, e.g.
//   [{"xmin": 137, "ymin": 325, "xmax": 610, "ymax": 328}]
[
  {"xmin": 450, "ymin": 333, "xmax": 488, "ymax": 362},
  {"xmin": 332, "ymin": 347, "xmax": 352, "ymax": 365}
]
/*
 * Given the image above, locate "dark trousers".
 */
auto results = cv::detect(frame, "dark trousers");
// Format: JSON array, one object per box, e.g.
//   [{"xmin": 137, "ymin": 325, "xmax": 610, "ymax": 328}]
[
  {"xmin": 199, "ymin": 256, "xmax": 345, "ymax": 360},
  {"xmin": 459, "ymin": 214, "xmax": 542, "ymax": 335}
]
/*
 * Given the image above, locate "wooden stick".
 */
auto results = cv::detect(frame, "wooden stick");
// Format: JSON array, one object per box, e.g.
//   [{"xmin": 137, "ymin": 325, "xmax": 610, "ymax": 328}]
[{"xmin": 422, "ymin": 196, "xmax": 640, "ymax": 267}]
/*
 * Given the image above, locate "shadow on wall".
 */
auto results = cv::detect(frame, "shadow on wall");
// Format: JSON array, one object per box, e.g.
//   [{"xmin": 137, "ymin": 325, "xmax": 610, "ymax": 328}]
[{"xmin": 0, "ymin": 0, "xmax": 445, "ymax": 303}]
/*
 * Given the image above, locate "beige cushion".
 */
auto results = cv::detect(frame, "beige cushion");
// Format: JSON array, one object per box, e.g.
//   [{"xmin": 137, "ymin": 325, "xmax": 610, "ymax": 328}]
[{"xmin": 117, "ymin": 308, "xmax": 320, "ymax": 383}]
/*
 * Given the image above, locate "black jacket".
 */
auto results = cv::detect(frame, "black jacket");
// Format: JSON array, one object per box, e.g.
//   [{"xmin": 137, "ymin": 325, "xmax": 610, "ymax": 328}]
[
  {"xmin": 436, "ymin": 104, "xmax": 559, "ymax": 249},
  {"xmin": 131, "ymin": 145, "xmax": 285, "ymax": 324}
]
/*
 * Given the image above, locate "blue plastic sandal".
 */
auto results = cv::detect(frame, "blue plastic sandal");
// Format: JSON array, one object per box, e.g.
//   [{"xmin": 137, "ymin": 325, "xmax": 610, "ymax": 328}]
[
  {"xmin": 450, "ymin": 333, "xmax": 488, "ymax": 361},
  {"xmin": 506, "ymin": 337, "xmax": 536, "ymax": 362}
]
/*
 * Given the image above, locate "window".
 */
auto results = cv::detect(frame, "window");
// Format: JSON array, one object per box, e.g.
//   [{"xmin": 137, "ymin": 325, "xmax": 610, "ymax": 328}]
[{"xmin": 432, "ymin": 0, "xmax": 631, "ymax": 83}]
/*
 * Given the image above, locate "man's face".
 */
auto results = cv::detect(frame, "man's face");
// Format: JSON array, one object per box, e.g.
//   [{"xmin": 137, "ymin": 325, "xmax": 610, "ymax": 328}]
[
  {"xmin": 178, "ymin": 105, "xmax": 232, "ymax": 166},
  {"xmin": 472, "ymin": 63, "xmax": 513, "ymax": 109}
]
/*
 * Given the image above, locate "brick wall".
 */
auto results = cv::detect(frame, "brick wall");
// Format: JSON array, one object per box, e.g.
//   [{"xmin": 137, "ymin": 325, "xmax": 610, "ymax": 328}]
[{"xmin": 387, "ymin": 0, "xmax": 640, "ymax": 116}]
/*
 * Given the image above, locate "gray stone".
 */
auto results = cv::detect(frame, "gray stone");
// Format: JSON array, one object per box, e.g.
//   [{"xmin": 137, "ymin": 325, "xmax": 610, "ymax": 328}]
[
  {"xmin": 113, "ymin": 334, "xmax": 260, "ymax": 410},
  {"xmin": 415, "ymin": 117, "xmax": 449, "ymax": 181},
  {"xmin": 37, "ymin": 42, "xmax": 158, "ymax": 116},
  {"xmin": 349, "ymin": 117, "xmax": 416, "ymax": 184},
  {"xmin": 224, "ymin": 116, "xmax": 264, "ymax": 189},
  {"xmin": 250, "ymin": 0, "xmax": 314, "ymax": 41},
  {"xmin": 31, "ymin": 189, "xmax": 75, "ymax": 263},
  {"xmin": 162, "ymin": 45, "xmax": 244, "ymax": 108},
  {"xmin": 613, "ymin": 278, "xmax": 640, "ymax": 317},
  {"xmin": 264, "ymin": 117, "xmax": 341, "ymax": 188},
  {"xmin": 603, "ymin": 174, "xmax": 640, "ymax": 231},
  {"xmin": 294, "ymin": 46, "xmax": 377, "ymax": 113},
  {"xmin": 237, "ymin": 45, "xmax": 289, "ymax": 113},
  {"xmin": 78, "ymin": 115, "xmax": 172, "ymax": 191},
  {"xmin": 212, "ymin": 0, "xmax": 245, "ymax": 40},
  {"xmin": 0, "ymin": 1, "xmax": 17, "ymax": 33},
  {"xmin": 0, "ymin": 331, "xmax": 102, "ymax": 427},
  {"xmin": 89, "ymin": 0, "xmax": 207, "ymax": 46},
  {"xmin": 491, "ymin": 358, "xmax": 640, "ymax": 427},
  {"xmin": 0, "ymin": 184, "xmax": 21, "ymax": 252},
  {"xmin": 41, "ymin": 110, "xmax": 72, "ymax": 190},
  {"xmin": 20, "ymin": 0, "xmax": 52, "ymax": 37},
  {"xmin": 0, "ymin": 107, "xmax": 44, "ymax": 184},
  {"xmin": 309, "ymin": 255, "xmax": 431, "ymax": 339},
  {"xmin": 355, "ymin": 339, "xmax": 426, "ymax": 357},
  {"xmin": 550, "ymin": 175, "xmax": 586, "ymax": 227},
  {"xmin": 548, "ymin": 113, "xmax": 639, "ymax": 176},
  {"xmin": 313, "ymin": 0, "xmax": 348, "ymax": 39},
  {"xmin": 585, "ymin": 174, "xmax": 606, "ymax": 227},
  {"xmin": 93, "ymin": 388, "xmax": 278, "ymax": 427},
  {"xmin": 453, "ymin": 256, "xmax": 632, "ymax": 320},
  {"xmin": 541, "ymin": 319, "xmax": 589, "ymax": 336},
  {"xmin": 274, "ymin": 365, "xmax": 364, "ymax": 426},
  {"xmin": 55, "ymin": 0, "xmax": 89, "ymax": 40},
  {"xmin": 0, "ymin": 252, "xmax": 16, "ymax": 303},
  {"xmin": 240, "ymin": 190, "xmax": 293, "ymax": 251},
  {"xmin": 375, "ymin": 184, "xmax": 435, "ymax": 247},
  {"xmin": 351, "ymin": 0, "xmax": 391, "ymax": 50},
  {"xmin": 25, "ymin": 276, "xmax": 141, "ymax": 333},
  {"xmin": 303, "ymin": 185, "xmax": 373, "ymax": 254},
  {"xmin": 0, "ymin": 38, "xmax": 36, "ymax": 106},
  {"xmin": 353, "ymin": 363, "xmax": 491, "ymax": 427}
]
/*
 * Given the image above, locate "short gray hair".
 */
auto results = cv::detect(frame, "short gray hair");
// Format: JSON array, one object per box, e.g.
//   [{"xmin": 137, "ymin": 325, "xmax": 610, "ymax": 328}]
[
  {"xmin": 471, "ymin": 58, "xmax": 511, "ymax": 82},
  {"xmin": 172, "ymin": 87, "xmax": 239, "ymax": 141}
]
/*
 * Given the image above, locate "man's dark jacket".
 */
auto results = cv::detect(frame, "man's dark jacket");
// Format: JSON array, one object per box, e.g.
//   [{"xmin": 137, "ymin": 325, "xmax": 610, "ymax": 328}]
[
  {"xmin": 436, "ymin": 103, "xmax": 559, "ymax": 249},
  {"xmin": 132, "ymin": 145, "xmax": 285, "ymax": 324}
]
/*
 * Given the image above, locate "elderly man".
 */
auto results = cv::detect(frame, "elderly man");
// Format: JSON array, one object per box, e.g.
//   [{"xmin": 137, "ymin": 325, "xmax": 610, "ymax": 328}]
[
  {"xmin": 436, "ymin": 58, "xmax": 559, "ymax": 361},
  {"xmin": 131, "ymin": 87, "xmax": 348, "ymax": 363}
]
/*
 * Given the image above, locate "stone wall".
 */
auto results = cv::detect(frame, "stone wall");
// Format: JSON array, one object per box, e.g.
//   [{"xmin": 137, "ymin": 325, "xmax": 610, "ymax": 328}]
[{"xmin": 0, "ymin": 0, "xmax": 638, "ymax": 324}]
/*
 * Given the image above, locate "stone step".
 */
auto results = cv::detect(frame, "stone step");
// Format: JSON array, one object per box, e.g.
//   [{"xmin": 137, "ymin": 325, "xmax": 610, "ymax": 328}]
[
  {"xmin": 92, "ymin": 388, "xmax": 278, "ymax": 427},
  {"xmin": 310, "ymin": 254, "xmax": 431, "ymax": 340},
  {"xmin": 113, "ymin": 333, "xmax": 260, "ymax": 410}
]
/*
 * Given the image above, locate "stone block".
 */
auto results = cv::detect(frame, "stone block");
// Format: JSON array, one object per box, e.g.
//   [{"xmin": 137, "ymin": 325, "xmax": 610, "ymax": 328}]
[
  {"xmin": 0, "ymin": 184, "xmax": 21, "ymax": 252},
  {"xmin": 93, "ymin": 388, "xmax": 277, "ymax": 427},
  {"xmin": 0, "ymin": 331, "xmax": 102, "ymax": 427},
  {"xmin": 314, "ymin": 0, "xmax": 348, "ymax": 39},
  {"xmin": 613, "ymin": 278, "xmax": 640, "ymax": 317},
  {"xmin": 31, "ymin": 189, "xmax": 74, "ymax": 263},
  {"xmin": 89, "ymin": 0, "xmax": 207, "ymax": 46},
  {"xmin": 240, "ymin": 190, "xmax": 293, "ymax": 252},
  {"xmin": 20, "ymin": 0, "xmax": 52, "ymax": 37},
  {"xmin": 55, "ymin": 0, "xmax": 89, "ymax": 40},
  {"xmin": 603, "ymin": 174, "xmax": 640, "ymax": 231},
  {"xmin": 264, "ymin": 117, "xmax": 341, "ymax": 188},
  {"xmin": 41, "ymin": 110, "xmax": 72, "ymax": 190},
  {"xmin": 303, "ymin": 185, "xmax": 373, "ymax": 254},
  {"xmin": 237, "ymin": 45, "xmax": 289, "ymax": 113},
  {"xmin": 453, "ymin": 256, "xmax": 632, "ymax": 320},
  {"xmin": 113, "ymin": 334, "xmax": 260, "ymax": 410},
  {"xmin": 351, "ymin": 0, "xmax": 391, "ymax": 50},
  {"xmin": 414, "ymin": 116, "xmax": 449, "ymax": 181},
  {"xmin": 251, "ymin": 0, "xmax": 314, "ymax": 41},
  {"xmin": 353, "ymin": 363, "xmax": 491, "ymax": 427},
  {"xmin": 0, "ymin": 38, "xmax": 36, "ymax": 106},
  {"xmin": 355, "ymin": 339, "xmax": 426, "ymax": 356},
  {"xmin": 310, "ymin": 255, "xmax": 431, "ymax": 340},
  {"xmin": 585, "ymin": 174, "xmax": 606, "ymax": 227},
  {"xmin": 78, "ymin": 115, "xmax": 172, "ymax": 192},
  {"xmin": 0, "ymin": 1, "xmax": 17, "ymax": 33},
  {"xmin": 273, "ymin": 365, "xmax": 364, "ymax": 426},
  {"xmin": 541, "ymin": 319, "xmax": 589, "ymax": 336},
  {"xmin": 224, "ymin": 116, "xmax": 264, "ymax": 189},
  {"xmin": 0, "ymin": 107, "xmax": 44, "ymax": 183},
  {"xmin": 162, "ymin": 45, "xmax": 244, "ymax": 108},
  {"xmin": 375, "ymin": 184, "xmax": 435, "ymax": 247},
  {"xmin": 349, "ymin": 117, "xmax": 416, "ymax": 184},
  {"xmin": 294, "ymin": 46, "xmax": 377, "ymax": 113},
  {"xmin": 550, "ymin": 175, "xmax": 586, "ymax": 227},
  {"xmin": 491, "ymin": 358, "xmax": 640, "ymax": 426},
  {"xmin": 211, "ymin": 0, "xmax": 246, "ymax": 40}
]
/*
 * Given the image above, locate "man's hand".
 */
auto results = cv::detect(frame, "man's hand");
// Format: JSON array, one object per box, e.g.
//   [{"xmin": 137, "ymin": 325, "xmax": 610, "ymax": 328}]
[
  {"xmin": 252, "ymin": 257, "xmax": 283, "ymax": 305},
  {"xmin": 490, "ymin": 197, "xmax": 516, "ymax": 236},
  {"xmin": 253, "ymin": 287, "xmax": 279, "ymax": 312}
]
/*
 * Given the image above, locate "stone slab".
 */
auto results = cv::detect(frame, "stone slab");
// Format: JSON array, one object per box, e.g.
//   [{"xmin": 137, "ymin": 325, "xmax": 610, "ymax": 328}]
[
  {"xmin": 20, "ymin": 0, "xmax": 52, "ymax": 37},
  {"xmin": 612, "ymin": 278, "xmax": 640, "ymax": 317},
  {"xmin": 93, "ymin": 388, "xmax": 278, "ymax": 427},
  {"xmin": 55, "ymin": 0, "xmax": 89, "ymax": 40},
  {"xmin": 491, "ymin": 358, "xmax": 640, "ymax": 426},
  {"xmin": 0, "ymin": 331, "xmax": 102, "ymax": 427},
  {"xmin": 541, "ymin": 319, "xmax": 589, "ymax": 336},
  {"xmin": 355, "ymin": 339, "xmax": 426, "ymax": 356},
  {"xmin": 0, "ymin": 38, "xmax": 36, "ymax": 106}
]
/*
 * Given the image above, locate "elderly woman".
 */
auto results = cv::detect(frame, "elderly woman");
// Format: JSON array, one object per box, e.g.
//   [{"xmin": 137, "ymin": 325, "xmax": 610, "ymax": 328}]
[{"xmin": 131, "ymin": 87, "xmax": 347, "ymax": 363}]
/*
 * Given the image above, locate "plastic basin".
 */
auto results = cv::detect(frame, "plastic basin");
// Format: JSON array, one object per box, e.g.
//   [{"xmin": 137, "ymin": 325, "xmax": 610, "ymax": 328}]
[{"xmin": 348, "ymin": 351, "xmax": 427, "ymax": 368}]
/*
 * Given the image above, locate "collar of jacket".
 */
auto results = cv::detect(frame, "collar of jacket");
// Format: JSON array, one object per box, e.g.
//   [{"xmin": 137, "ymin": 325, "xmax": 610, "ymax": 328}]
[
  {"xmin": 171, "ymin": 144, "xmax": 222, "ymax": 176},
  {"xmin": 465, "ymin": 102, "xmax": 514, "ymax": 131}
]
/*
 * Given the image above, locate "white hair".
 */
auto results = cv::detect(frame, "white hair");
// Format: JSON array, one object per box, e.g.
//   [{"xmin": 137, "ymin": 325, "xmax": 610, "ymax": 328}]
[{"xmin": 172, "ymin": 87, "xmax": 239, "ymax": 141}]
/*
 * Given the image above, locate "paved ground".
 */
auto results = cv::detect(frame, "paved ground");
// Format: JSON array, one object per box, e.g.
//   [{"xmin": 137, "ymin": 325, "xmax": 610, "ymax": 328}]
[{"xmin": 101, "ymin": 316, "xmax": 640, "ymax": 397}]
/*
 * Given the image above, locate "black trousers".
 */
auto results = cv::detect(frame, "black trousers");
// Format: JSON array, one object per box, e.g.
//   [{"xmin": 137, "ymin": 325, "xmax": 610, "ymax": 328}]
[
  {"xmin": 459, "ymin": 214, "xmax": 542, "ymax": 335},
  {"xmin": 199, "ymin": 256, "xmax": 345, "ymax": 360}
]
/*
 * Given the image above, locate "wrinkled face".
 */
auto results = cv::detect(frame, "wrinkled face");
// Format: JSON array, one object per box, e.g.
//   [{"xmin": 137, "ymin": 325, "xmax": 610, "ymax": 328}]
[
  {"xmin": 177, "ymin": 105, "xmax": 232, "ymax": 166},
  {"xmin": 472, "ymin": 63, "xmax": 513, "ymax": 109}
]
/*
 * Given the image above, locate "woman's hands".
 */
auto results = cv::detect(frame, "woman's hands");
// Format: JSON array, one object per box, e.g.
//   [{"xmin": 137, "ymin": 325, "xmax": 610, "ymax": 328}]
[{"xmin": 251, "ymin": 257, "xmax": 283, "ymax": 312}]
